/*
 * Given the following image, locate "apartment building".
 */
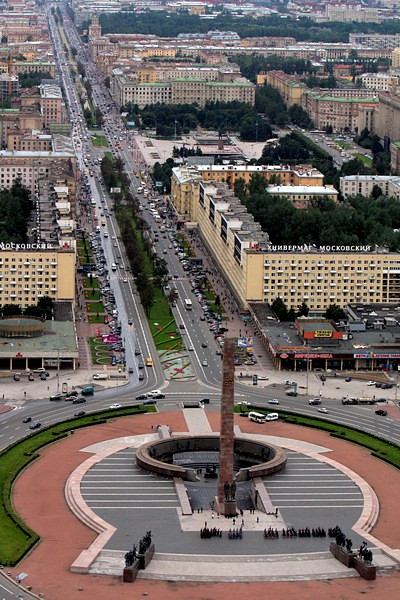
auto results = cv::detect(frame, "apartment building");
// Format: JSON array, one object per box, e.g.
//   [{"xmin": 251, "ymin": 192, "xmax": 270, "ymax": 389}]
[
  {"xmin": 357, "ymin": 72, "xmax": 400, "ymax": 92},
  {"xmin": 111, "ymin": 74, "xmax": 255, "ymax": 108},
  {"xmin": 6, "ymin": 131, "xmax": 52, "ymax": 152},
  {"xmin": 259, "ymin": 71, "xmax": 306, "ymax": 107},
  {"xmin": 0, "ymin": 73, "xmax": 19, "ymax": 101},
  {"xmin": 0, "ymin": 247, "xmax": 75, "ymax": 309},
  {"xmin": 0, "ymin": 108, "xmax": 43, "ymax": 148},
  {"xmin": 373, "ymin": 92, "xmax": 400, "ymax": 145},
  {"xmin": 194, "ymin": 164, "xmax": 324, "ymax": 189},
  {"xmin": 302, "ymin": 89, "xmax": 379, "ymax": 132},
  {"xmin": 39, "ymin": 83, "xmax": 65, "ymax": 127},
  {"xmin": 171, "ymin": 170, "xmax": 400, "ymax": 311},
  {"xmin": 392, "ymin": 48, "xmax": 400, "ymax": 70},
  {"xmin": 13, "ymin": 61, "xmax": 56, "ymax": 78},
  {"xmin": 349, "ymin": 34, "xmax": 400, "ymax": 50},
  {"xmin": 265, "ymin": 185, "xmax": 339, "ymax": 207},
  {"xmin": 340, "ymin": 175, "xmax": 400, "ymax": 199},
  {"xmin": 391, "ymin": 141, "xmax": 400, "ymax": 175},
  {"xmin": 0, "ymin": 151, "xmax": 76, "ymax": 195}
]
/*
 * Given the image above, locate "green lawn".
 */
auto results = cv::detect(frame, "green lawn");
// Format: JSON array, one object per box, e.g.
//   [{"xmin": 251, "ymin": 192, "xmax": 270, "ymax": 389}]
[
  {"xmin": 85, "ymin": 301, "xmax": 105, "ymax": 313},
  {"xmin": 84, "ymin": 289, "xmax": 101, "ymax": 301},
  {"xmin": 148, "ymin": 287, "xmax": 183, "ymax": 350},
  {"xmin": 335, "ymin": 140, "xmax": 351, "ymax": 150},
  {"xmin": 355, "ymin": 153, "xmax": 373, "ymax": 167},
  {"xmin": 91, "ymin": 135, "xmax": 108, "ymax": 147},
  {"xmin": 82, "ymin": 277, "xmax": 99, "ymax": 289}
]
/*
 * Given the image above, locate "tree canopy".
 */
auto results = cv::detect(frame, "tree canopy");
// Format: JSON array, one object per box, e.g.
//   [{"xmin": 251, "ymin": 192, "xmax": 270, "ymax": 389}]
[{"xmin": 0, "ymin": 179, "xmax": 32, "ymax": 243}]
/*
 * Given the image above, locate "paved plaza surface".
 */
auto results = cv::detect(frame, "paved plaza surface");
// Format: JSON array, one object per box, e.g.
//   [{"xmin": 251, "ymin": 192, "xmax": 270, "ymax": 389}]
[{"xmin": 9, "ymin": 409, "xmax": 400, "ymax": 600}]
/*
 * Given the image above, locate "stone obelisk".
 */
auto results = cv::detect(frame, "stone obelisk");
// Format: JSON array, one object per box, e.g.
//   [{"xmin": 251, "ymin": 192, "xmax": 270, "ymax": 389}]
[{"xmin": 216, "ymin": 338, "xmax": 237, "ymax": 516}]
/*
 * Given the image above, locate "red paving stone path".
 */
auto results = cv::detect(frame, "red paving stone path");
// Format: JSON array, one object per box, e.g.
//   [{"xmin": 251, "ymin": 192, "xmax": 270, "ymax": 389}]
[{"xmin": 10, "ymin": 411, "xmax": 400, "ymax": 600}]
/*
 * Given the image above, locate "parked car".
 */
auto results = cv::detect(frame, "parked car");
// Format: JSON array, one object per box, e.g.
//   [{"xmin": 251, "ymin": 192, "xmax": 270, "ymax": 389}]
[{"xmin": 49, "ymin": 393, "xmax": 63, "ymax": 401}]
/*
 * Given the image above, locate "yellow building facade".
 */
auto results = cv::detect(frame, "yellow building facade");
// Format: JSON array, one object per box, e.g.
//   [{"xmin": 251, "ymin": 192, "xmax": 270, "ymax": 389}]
[
  {"xmin": 171, "ymin": 170, "xmax": 400, "ymax": 311},
  {"xmin": 0, "ymin": 246, "xmax": 75, "ymax": 308}
]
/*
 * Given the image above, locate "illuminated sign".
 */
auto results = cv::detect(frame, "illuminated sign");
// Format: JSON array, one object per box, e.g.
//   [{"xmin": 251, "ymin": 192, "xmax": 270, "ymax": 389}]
[
  {"xmin": 265, "ymin": 244, "xmax": 372, "ymax": 253},
  {"xmin": 314, "ymin": 330, "xmax": 333, "ymax": 338},
  {"xmin": 295, "ymin": 353, "xmax": 333, "ymax": 359},
  {"xmin": 0, "ymin": 243, "xmax": 54, "ymax": 250}
]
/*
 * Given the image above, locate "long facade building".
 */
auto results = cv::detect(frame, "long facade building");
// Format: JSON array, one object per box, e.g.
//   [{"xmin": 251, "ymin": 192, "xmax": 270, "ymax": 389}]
[
  {"xmin": 111, "ymin": 73, "xmax": 255, "ymax": 108},
  {"xmin": 172, "ymin": 167, "xmax": 400, "ymax": 312}
]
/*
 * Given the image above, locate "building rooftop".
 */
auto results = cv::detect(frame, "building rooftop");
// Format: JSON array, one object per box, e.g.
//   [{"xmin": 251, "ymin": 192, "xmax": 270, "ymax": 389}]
[{"xmin": 266, "ymin": 185, "xmax": 338, "ymax": 195}]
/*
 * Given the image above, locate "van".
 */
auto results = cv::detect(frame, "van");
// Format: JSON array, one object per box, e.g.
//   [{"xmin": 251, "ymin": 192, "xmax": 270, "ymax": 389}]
[
  {"xmin": 149, "ymin": 203, "xmax": 155, "ymax": 209},
  {"xmin": 265, "ymin": 412, "xmax": 278, "ymax": 421},
  {"xmin": 111, "ymin": 263, "xmax": 117, "ymax": 271},
  {"xmin": 92, "ymin": 373, "xmax": 108, "ymax": 380},
  {"xmin": 248, "ymin": 411, "xmax": 266, "ymax": 423},
  {"xmin": 137, "ymin": 187, "xmax": 143, "ymax": 194}
]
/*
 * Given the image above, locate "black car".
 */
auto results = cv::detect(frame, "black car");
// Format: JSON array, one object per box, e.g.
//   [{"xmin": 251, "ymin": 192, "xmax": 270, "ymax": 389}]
[
  {"xmin": 22, "ymin": 416, "xmax": 32, "ymax": 423},
  {"xmin": 201, "ymin": 342, "xmax": 208, "ymax": 348},
  {"xmin": 375, "ymin": 409, "xmax": 388, "ymax": 416},
  {"xmin": 28, "ymin": 373, "xmax": 34, "ymax": 381},
  {"xmin": 153, "ymin": 393, "xmax": 165, "ymax": 399},
  {"xmin": 136, "ymin": 394, "xmax": 147, "ymax": 401},
  {"xmin": 29, "ymin": 422, "xmax": 41, "ymax": 430},
  {"xmin": 13, "ymin": 374, "xmax": 20, "ymax": 381},
  {"xmin": 381, "ymin": 383, "xmax": 393, "ymax": 390},
  {"xmin": 73, "ymin": 397, "xmax": 86, "ymax": 404},
  {"xmin": 74, "ymin": 410, "xmax": 86, "ymax": 417},
  {"xmin": 143, "ymin": 399, "xmax": 157, "ymax": 405},
  {"xmin": 286, "ymin": 391, "xmax": 298, "ymax": 397},
  {"xmin": 65, "ymin": 390, "xmax": 78, "ymax": 398}
]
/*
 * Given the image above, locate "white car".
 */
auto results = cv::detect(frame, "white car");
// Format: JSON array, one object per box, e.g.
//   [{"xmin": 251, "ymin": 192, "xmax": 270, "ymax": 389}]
[
  {"xmin": 123, "ymin": 278, "xmax": 128, "ymax": 283},
  {"xmin": 268, "ymin": 399, "xmax": 280, "ymax": 405},
  {"xmin": 318, "ymin": 407, "xmax": 329, "ymax": 414},
  {"xmin": 367, "ymin": 381, "xmax": 376, "ymax": 386},
  {"xmin": 109, "ymin": 403, "xmax": 121, "ymax": 409},
  {"xmin": 258, "ymin": 375, "xmax": 269, "ymax": 381},
  {"xmin": 202, "ymin": 360, "xmax": 208, "ymax": 367}
]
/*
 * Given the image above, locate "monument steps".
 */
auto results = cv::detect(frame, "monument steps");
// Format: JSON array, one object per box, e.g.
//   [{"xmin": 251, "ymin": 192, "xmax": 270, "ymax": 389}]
[{"xmin": 88, "ymin": 548, "xmax": 399, "ymax": 582}]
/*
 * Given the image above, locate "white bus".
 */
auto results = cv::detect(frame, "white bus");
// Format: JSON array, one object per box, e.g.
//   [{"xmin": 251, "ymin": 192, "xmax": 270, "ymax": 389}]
[
  {"xmin": 248, "ymin": 411, "xmax": 266, "ymax": 423},
  {"xmin": 184, "ymin": 299, "xmax": 193, "ymax": 310}
]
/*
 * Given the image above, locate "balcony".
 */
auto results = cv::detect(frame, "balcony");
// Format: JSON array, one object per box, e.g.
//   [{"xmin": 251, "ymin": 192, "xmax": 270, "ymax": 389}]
[
  {"xmin": 23, "ymin": 274, "xmax": 30, "ymax": 279},
  {"xmin": 24, "ymin": 287, "xmax": 30, "ymax": 292},
  {"xmin": 263, "ymin": 288, "xmax": 270, "ymax": 293},
  {"xmin": 290, "ymin": 275, "xmax": 296, "ymax": 280},
  {"xmin": 304, "ymin": 269, "xmax": 310, "ymax": 274},
  {"xmin": 303, "ymin": 293, "xmax": 309, "ymax": 299},
  {"xmin": 51, "ymin": 287, "xmax": 57, "ymax": 292},
  {"xmin": 24, "ymin": 261, "xmax": 30, "ymax": 266},
  {"xmin": 330, "ymin": 269, "xmax": 336, "ymax": 274},
  {"xmin": 10, "ymin": 267, "xmax": 16, "ymax": 272},
  {"xmin": 51, "ymin": 274, "xmax": 57, "ymax": 279},
  {"xmin": 317, "ymin": 275, "xmax": 323, "ymax": 280}
]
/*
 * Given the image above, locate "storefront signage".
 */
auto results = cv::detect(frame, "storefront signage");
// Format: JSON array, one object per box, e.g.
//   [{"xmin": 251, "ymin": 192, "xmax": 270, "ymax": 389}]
[
  {"xmin": 294, "ymin": 353, "xmax": 333, "ymax": 359},
  {"xmin": 0, "ymin": 242, "xmax": 54, "ymax": 250},
  {"xmin": 355, "ymin": 353, "xmax": 400, "ymax": 359},
  {"xmin": 265, "ymin": 244, "xmax": 372, "ymax": 253},
  {"xmin": 314, "ymin": 330, "xmax": 332, "ymax": 338}
]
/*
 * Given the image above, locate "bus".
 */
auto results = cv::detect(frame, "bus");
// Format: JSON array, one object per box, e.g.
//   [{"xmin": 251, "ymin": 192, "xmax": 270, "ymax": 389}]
[
  {"xmin": 184, "ymin": 299, "xmax": 193, "ymax": 310},
  {"xmin": 248, "ymin": 412, "xmax": 266, "ymax": 423}
]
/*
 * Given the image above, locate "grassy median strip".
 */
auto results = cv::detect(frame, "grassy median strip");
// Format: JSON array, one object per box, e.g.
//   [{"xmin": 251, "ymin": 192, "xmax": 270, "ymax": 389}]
[
  {"xmin": 235, "ymin": 405, "xmax": 400, "ymax": 469},
  {"xmin": 0, "ymin": 405, "xmax": 156, "ymax": 565}
]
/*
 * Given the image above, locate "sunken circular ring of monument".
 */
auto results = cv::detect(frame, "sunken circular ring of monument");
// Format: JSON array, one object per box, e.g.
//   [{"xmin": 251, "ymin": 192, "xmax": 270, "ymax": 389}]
[{"xmin": 136, "ymin": 435, "xmax": 286, "ymax": 482}]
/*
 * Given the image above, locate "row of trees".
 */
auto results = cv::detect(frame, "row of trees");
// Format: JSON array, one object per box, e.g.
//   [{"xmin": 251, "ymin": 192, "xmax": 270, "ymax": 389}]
[
  {"xmin": 0, "ymin": 180, "xmax": 32, "ymax": 243},
  {"xmin": 271, "ymin": 297, "xmax": 345, "ymax": 322},
  {"xmin": 95, "ymin": 12, "xmax": 400, "ymax": 43},
  {"xmin": 18, "ymin": 71, "xmax": 52, "ymax": 88},
  {"xmin": 122, "ymin": 100, "xmax": 274, "ymax": 142},
  {"xmin": 234, "ymin": 173, "xmax": 400, "ymax": 250},
  {"xmin": 0, "ymin": 297, "xmax": 54, "ymax": 320}
]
